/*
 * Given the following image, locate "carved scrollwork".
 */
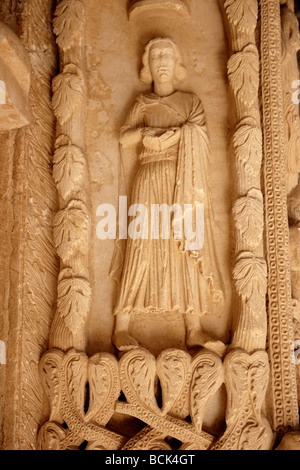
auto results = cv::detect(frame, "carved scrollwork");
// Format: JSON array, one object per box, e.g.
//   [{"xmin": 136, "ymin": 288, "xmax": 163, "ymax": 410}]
[
  {"xmin": 38, "ymin": 348, "xmax": 222, "ymax": 450},
  {"xmin": 224, "ymin": 0, "xmax": 258, "ymax": 34},
  {"xmin": 85, "ymin": 353, "xmax": 120, "ymax": 426},
  {"xmin": 233, "ymin": 252, "xmax": 267, "ymax": 315},
  {"xmin": 190, "ymin": 350, "xmax": 224, "ymax": 433},
  {"xmin": 156, "ymin": 349, "xmax": 192, "ymax": 419},
  {"xmin": 212, "ymin": 349, "xmax": 273, "ymax": 450},
  {"xmin": 120, "ymin": 348, "xmax": 162, "ymax": 416},
  {"xmin": 233, "ymin": 188, "xmax": 264, "ymax": 248},
  {"xmin": 228, "ymin": 44, "xmax": 259, "ymax": 107}
]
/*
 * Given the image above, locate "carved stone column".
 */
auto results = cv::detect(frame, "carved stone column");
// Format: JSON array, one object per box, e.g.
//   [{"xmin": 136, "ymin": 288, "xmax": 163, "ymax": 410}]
[
  {"xmin": 49, "ymin": 0, "xmax": 92, "ymax": 352},
  {"xmin": 260, "ymin": 0, "xmax": 299, "ymax": 435},
  {"xmin": 1, "ymin": 0, "xmax": 58, "ymax": 449},
  {"xmin": 215, "ymin": 0, "xmax": 273, "ymax": 450}
]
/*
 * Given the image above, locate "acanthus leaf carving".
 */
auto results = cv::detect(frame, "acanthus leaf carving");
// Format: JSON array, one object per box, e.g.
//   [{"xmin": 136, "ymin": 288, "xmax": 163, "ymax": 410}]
[
  {"xmin": 119, "ymin": 348, "xmax": 162, "ymax": 416},
  {"xmin": 233, "ymin": 252, "xmax": 267, "ymax": 314},
  {"xmin": 53, "ymin": 135, "xmax": 86, "ymax": 201},
  {"xmin": 53, "ymin": 0, "xmax": 86, "ymax": 51},
  {"xmin": 228, "ymin": 44, "xmax": 259, "ymax": 107},
  {"xmin": 224, "ymin": 0, "xmax": 258, "ymax": 33},
  {"xmin": 212, "ymin": 349, "xmax": 273, "ymax": 451},
  {"xmin": 86, "ymin": 353, "xmax": 121, "ymax": 426},
  {"xmin": 53, "ymin": 199, "xmax": 89, "ymax": 261},
  {"xmin": 233, "ymin": 121, "xmax": 263, "ymax": 177},
  {"xmin": 190, "ymin": 350, "xmax": 224, "ymax": 433},
  {"xmin": 52, "ymin": 63, "xmax": 85, "ymax": 125},
  {"xmin": 233, "ymin": 188, "xmax": 264, "ymax": 248},
  {"xmin": 63, "ymin": 349, "xmax": 88, "ymax": 419},
  {"xmin": 37, "ymin": 422, "xmax": 67, "ymax": 451},
  {"xmin": 57, "ymin": 269, "xmax": 92, "ymax": 334},
  {"xmin": 39, "ymin": 349, "xmax": 64, "ymax": 424},
  {"xmin": 156, "ymin": 349, "xmax": 192, "ymax": 419}
]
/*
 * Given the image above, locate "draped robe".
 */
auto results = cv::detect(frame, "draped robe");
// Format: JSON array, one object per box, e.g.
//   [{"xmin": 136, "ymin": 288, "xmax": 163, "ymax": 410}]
[{"xmin": 110, "ymin": 90, "xmax": 224, "ymax": 316}]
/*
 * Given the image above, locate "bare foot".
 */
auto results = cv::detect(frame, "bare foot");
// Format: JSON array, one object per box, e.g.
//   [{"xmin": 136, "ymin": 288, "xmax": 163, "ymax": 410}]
[
  {"xmin": 112, "ymin": 331, "xmax": 140, "ymax": 352},
  {"xmin": 186, "ymin": 328, "xmax": 227, "ymax": 357}
]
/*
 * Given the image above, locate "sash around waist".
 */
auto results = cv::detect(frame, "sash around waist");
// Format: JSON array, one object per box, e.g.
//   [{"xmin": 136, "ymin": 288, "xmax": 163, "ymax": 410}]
[{"xmin": 139, "ymin": 151, "xmax": 177, "ymax": 165}]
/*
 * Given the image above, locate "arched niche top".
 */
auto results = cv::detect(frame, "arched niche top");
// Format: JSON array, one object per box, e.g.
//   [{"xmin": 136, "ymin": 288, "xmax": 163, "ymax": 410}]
[{"xmin": 128, "ymin": 0, "xmax": 190, "ymax": 20}]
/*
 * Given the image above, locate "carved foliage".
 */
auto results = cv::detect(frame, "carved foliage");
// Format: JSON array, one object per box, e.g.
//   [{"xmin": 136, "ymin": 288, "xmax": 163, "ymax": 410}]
[
  {"xmin": 120, "ymin": 348, "xmax": 162, "ymax": 416},
  {"xmin": 53, "ymin": 0, "xmax": 86, "ymax": 51},
  {"xmin": 228, "ymin": 44, "xmax": 259, "ymax": 106},
  {"xmin": 157, "ymin": 349, "xmax": 192, "ymax": 419},
  {"xmin": 54, "ymin": 200, "xmax": 89, "ymax": 261},
  {"xmin": 52, "ymin": 63, "xmax": 85, "ymax": 125},
  {"xmin": 233, "ymin": 188, "xmax": 264, "ymax": 248},
  {"xmin": 38, "ymin": 349, "xmax": 124, "ymax": 450},
  {"xmin": 53, "ymin": 135, "xmax": 86, "ymax": 200},
  {"xmin": 212, "ymin": 349, "xmax": 273, "ymax": 450},
  {"xmin": 38, "ymin": 348, "xmax": 226, "ymax": 450},
  {"xmin": 224, "ymin": 0, "xmax": 258, "ymax": 33},
  {"xmin": 86, "ymin": 353, "xmax": 120, "ymax": 426},
  {"xmin": 233, "ymin": 120, "xmax": 263, "ymax": 177},
  {"xmin": 190, "ymin": 351, "xmax": 224, "ymax": 433},
  {"xmin": 233, "ymin": 252, "xmax": 267, "ymax": 314},
  {"xmin": 57, "ymin": 269, "xmax": 91, "ymax": 334}
]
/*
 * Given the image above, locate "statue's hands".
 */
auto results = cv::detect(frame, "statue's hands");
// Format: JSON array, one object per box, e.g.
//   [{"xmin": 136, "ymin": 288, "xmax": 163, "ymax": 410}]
[
  {"xmin": 120, "ymin": 128, "xmax": 143, "ymax": 147},
  {"xmin": 143, "ymin": 127, "xmax": 181, "ymax": 151}
]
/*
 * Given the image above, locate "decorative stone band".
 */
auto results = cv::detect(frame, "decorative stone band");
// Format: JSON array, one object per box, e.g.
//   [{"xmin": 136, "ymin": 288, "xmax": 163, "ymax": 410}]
[
  {"xmin": 260, "ymin": 0, "xmax": 299, "ymax": 434},
  {"xmin": 37, "ymin": 347, "xmax": 274, "ymax": 450}
]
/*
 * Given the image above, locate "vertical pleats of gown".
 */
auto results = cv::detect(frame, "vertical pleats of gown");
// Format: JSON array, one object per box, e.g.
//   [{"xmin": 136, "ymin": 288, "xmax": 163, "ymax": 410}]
[{"xmin": 113, "ymin": 159, "xmax": 210, "ymax": 316}]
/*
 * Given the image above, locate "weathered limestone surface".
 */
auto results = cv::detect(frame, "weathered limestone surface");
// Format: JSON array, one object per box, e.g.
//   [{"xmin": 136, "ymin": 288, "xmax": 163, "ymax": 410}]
[{"xmin": 0, "ymin": 0, "xmax": 300, "ymax": 451}]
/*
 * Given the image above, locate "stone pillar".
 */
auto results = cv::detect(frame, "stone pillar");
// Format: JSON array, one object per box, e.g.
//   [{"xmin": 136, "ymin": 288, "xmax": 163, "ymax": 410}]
[{"xmin": 260, "ymin": 0, "xmax": 299, "ymax": 436}]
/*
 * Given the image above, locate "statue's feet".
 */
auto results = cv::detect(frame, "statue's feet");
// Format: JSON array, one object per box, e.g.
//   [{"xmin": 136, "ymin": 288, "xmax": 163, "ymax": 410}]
[
  {"xmin": 186, "ymin": 329, "xmax": 227, "ymax": 357},
  {"xmin": 112, "ymin": 331, "xmax": 140, "ymax": 352}
]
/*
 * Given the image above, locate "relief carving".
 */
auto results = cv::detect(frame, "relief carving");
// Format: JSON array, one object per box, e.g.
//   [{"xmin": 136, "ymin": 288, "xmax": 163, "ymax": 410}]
[
  {"xmin": 224, "ymin": 0, "xmax": 258, "ymax": 34},
  {"xmin": 110, "ymin": 37, "xmax": 225, "ymax": 355},
  {"xmin": 232, "ymin": 189, "xmax": 264, "ymax": 249},
  {"xmin": 53, "ymin": 0, "xmax": 85, "ymax": 51},
  {"xmin": 233, "ymin": 252, "xmax": 267, "ymax": 315},
  {"xmin": 227, "ymin": 44, "xmax": 260, "ymax": 107},
  {"xmin": 53, "ymin": 135, "xmax": 86, "ymax": 201},
  {"xmin": 52, "ymin": 63, "xmax": 85, "ymax": 125},
  {"xmin": 212, "ymin": 349, "xmax": 273, "ymax": 450},
  {"xmin": 22, "ymin": 0, "xmax": 299, "ymax": 452},
  {"xmin": 233, "ymin": 120, "xmax": 263, "ymax": 178},
  {"xmin": 49, "ymin": 0, "xmax": 91, "ymax": 352},
  {"xmin": 38, "ymin": 347, "xmax": 223, "ymax": 450},
  {"xmin": 128, "ymin": 0, "xmax": 190, "ymax": 19}
]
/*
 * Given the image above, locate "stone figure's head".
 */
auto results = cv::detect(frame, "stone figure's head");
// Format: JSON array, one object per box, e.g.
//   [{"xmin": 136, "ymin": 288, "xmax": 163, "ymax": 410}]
[{"xmin": 140, "ymin": 37, "xmax": 187, "ymax": 87}]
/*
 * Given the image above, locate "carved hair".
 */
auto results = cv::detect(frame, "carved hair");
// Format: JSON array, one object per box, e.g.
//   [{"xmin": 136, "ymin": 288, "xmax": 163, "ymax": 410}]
[{"xmin": 140, "ymin": 37, "xmax": 187, "ymax": 85}]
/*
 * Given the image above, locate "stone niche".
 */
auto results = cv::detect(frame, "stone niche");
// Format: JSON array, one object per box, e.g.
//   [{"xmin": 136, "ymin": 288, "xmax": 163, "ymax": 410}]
[
  {"xmin": 86, "ymin": 0, "xmax": 232, "ymax": 357},
  {"xmin": 1, "ymin": 0, "xmax": 300, "ymax": 452}
]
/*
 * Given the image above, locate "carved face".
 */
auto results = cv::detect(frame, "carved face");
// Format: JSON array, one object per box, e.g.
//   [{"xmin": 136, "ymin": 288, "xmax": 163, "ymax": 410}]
[{"xmin": 149, "ymin": 42, "xmax": 176, "ymax": 85}]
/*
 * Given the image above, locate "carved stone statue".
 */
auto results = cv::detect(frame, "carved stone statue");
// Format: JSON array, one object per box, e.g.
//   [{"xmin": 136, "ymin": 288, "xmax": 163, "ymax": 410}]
[{"xmin": 110, "ymin": 37, "xmax": 225, "ymax": 354}]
